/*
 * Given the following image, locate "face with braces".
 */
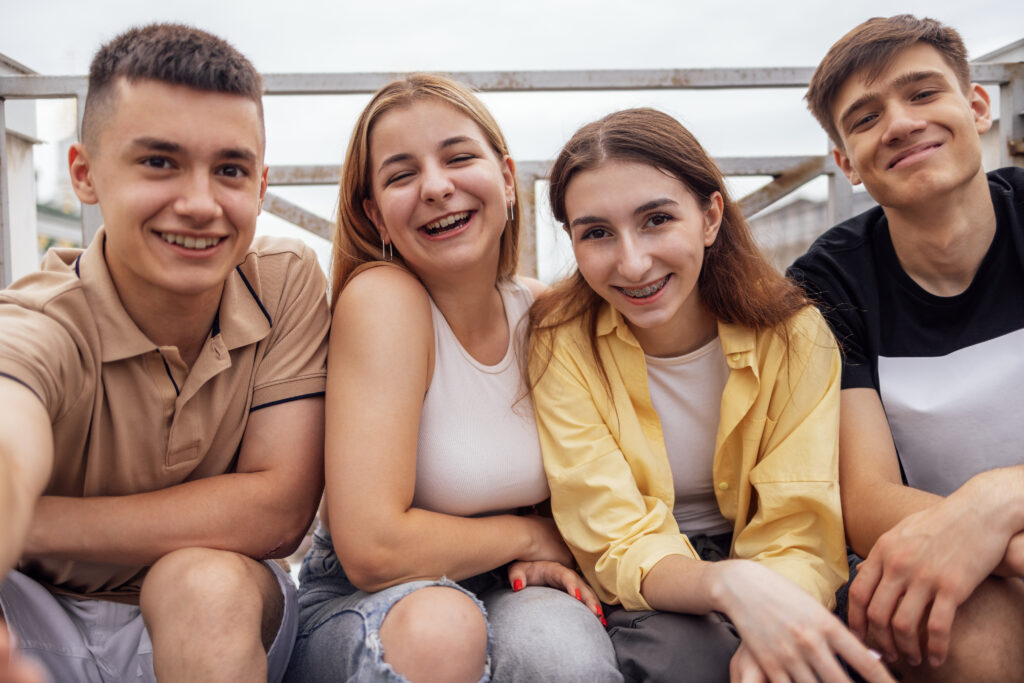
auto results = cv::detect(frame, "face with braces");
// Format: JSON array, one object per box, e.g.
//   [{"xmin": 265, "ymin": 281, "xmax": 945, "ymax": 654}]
[{"xmin": 566, "ymin": 159, "xmax": 722, "ymax": 356}]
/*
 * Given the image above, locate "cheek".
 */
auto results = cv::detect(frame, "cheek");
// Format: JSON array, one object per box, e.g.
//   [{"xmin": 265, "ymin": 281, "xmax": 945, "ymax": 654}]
[{"xmin": 572, "ymin": 248, "xmax": 610, "ymax": 290}]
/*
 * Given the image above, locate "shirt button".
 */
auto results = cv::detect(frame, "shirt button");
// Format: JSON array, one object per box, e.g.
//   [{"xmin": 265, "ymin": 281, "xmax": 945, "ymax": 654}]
[{"xmin": 718, "ymin": 481, "xmax": 729, "ymax": 491}]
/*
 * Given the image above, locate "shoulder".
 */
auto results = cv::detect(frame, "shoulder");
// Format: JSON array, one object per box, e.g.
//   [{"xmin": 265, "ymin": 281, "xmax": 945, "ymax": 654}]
[
  {"xmin": 788, "ymin": 206, "xmax": 888, "ymax": 312},
  {"xmin": 236, "ymin": 236, "xmax": 327, "ymax": 313},
  {"xmin": 333, "ymin": 263, "xmax": 433, "ymax": 341},
  {"xmin": 514, "ymin": 276, "xmax": 547, "ymax": 301},
  {"xmin": 789, "ymin": 205, "xmax": 883, "ymax": 277},
  {"xmin": 989, "ymin": 167, "xmax": 1024, "ymax": 212},
  {"xmin": 240, "ymin": 235, "xmax": 324, "ymax": 283}
]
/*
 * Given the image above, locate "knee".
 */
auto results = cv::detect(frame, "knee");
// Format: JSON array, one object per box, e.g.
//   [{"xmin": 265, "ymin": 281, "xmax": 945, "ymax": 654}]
[
  {"xmin": 493, "ymin": 588, "xmax": 618, "ymax": 682},
  {"xmin": 907, "ymin": 577, "xmax": 1024, "ymax": 683},
  {"xmin": 378, "ymin": 586, "xmax": 487, "ymax": 683},
  {"xmin": 141, "ymin": 547, "xmax": 266, "ymax": 623}
]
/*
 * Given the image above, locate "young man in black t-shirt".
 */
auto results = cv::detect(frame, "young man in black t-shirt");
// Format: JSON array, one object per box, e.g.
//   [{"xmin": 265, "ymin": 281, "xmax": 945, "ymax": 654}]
[{"xmin": 789, "ymin": 14, "xmax": 1024, "ymax": 682}]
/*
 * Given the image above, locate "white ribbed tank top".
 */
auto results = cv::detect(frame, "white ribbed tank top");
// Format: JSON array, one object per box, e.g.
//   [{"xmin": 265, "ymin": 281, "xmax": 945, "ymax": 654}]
[{"xmin": 412, "ymin": 279, "xmax": 549, "ymax": 517}]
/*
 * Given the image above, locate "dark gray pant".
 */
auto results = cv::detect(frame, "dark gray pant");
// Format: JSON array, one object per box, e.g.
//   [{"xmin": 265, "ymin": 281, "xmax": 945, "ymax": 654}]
[{"xmin": 604, "ymin": 533, "xmax": 740, "ymax": 683}]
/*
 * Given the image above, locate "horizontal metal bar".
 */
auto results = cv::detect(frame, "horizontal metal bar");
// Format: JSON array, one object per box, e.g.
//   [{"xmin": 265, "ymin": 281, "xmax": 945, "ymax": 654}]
[
  {"xmin": 4, "ymin": 64, "xmax": 1016, "ymax": 100},
  {"xmin": 0, "ymin": 75, "xmax": 87, "ymax": 98},
  {"xmin": 267, "ymin": 165, "xmax": 341, "ymax": 186},
  {"xmin": 261, "ymin": 68, "xmax": 816, "ymax": 94}
]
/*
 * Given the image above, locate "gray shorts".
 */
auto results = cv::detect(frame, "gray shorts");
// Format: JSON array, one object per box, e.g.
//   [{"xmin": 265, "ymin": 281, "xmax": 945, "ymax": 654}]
[{"xmin": 0, "ymin": 560, "xmax": 297, "ymax": 683}]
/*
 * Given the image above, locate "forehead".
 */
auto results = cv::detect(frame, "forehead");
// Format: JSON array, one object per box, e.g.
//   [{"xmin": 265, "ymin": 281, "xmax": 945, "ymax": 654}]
[
  {"xmin": 566, "ymin": 161, "xmax": 694, "ymax": 214},
  {"xmin": 96, "ymin": 77, "xmax": 265, "ymax": 156},
  {"xmin": 369, "ymin": 99, "xmax": 490, "ymax": 157},
  {"xmin": 833, "ymin": 42, "xmax": 961, "ymax": 115}
]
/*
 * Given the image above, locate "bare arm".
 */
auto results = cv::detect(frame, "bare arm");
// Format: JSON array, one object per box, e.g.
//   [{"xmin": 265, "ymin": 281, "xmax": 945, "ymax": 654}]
[
  {"xmin": 842, "ymin": 387, "xmax": 1024, "ymax": 666},
  {"xmin": 839, "ymin": 388, "xmax": 940, "ymax": 557},
  {"xmin": 22, "ymin": 395, "xmax": 325, "ymax": 565},
  {"xmin": 326, "ymin": 268, "xmax": 569, "ymax": 593},
  {"xmin": 0, "ymin": 379, "xmax": 53, "ymax": 576},
  {"xmin": 642, "ymin": 555, "xmax": 893, "ymax": 683}
]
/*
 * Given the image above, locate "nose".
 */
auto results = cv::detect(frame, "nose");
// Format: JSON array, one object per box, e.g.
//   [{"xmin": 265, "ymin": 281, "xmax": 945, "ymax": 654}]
[
  {"xmin": 882, "ymin": 102, "xmax": 926, "ymax": 145},
  {"xmin": 420, "ymin": 161, "xmax": 454, "ymax": 203},
  {"xmin": 173, "ymin": 172, "xmax": 224, "ymax": 224},
  {"xmin": 616, "ymin": 233, "xmax": 653, "ymax": 282}
]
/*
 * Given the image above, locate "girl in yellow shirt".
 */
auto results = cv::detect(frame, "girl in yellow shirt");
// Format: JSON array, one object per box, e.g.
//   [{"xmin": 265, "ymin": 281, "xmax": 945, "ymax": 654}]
[{"xmin": 530, "ymin": 108, "xmax": 893, "ymax": 683}]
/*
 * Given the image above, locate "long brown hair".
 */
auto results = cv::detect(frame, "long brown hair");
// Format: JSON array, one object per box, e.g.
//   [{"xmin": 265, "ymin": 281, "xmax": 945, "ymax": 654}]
[
  {"xmin": 530, "ymin": 108, "xmax": 809, "ymax": 382},
  {"xmin": 330, "ymin": 73, "xmax": 522, "ymax": 309}
]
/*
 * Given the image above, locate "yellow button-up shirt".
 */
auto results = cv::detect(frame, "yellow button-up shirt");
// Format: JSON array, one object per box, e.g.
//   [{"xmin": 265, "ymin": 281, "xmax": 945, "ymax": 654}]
[{"xmin": 531, "ymin": 304, "xmax": 846, "ymax": 612}]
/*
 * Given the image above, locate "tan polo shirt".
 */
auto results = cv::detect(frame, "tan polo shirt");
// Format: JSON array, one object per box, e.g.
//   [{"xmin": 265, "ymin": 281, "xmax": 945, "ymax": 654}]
[{"xmin": 0, "ymin": 229, "xmax": 330, "ymax": 600}]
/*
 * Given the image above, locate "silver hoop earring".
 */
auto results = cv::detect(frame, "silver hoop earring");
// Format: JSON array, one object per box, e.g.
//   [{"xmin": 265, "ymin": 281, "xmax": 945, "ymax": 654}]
[
  {"xmin": 381, "ymin": 235, "xmax": 393, "ymax": 261},
  {"xmin": 506, "ymin": 201, "xmax": 514, "ymax": 224}
]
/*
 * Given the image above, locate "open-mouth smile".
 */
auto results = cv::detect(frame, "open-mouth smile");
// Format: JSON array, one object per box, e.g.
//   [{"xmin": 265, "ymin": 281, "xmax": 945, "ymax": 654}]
[
  {"xmin": 615, "ymin": 275, "xmax": 671, "ymax": 299},
  {"xmin": 157, "ymin": 231, "xmax": 226, "ymax": 250},
  {"xmin": 422, "ymin": 211, "xmax": 472, "ymax": 236}
]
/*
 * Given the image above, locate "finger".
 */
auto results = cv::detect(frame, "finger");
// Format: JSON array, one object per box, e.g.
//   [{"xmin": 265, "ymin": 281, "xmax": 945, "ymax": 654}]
[
  {"xmin": 832, "ymin": 629, "xmax": 896, "ymax": 683},
  {"xmin": 862, "ymin": 576, "xmax": 905, "ymax": 663},
  {"xmin": 890, "ymin": 584, "xmax": 931, "ymax": 665},
  {"xmin": 924, "ymin": 594, "xmax": 958, "ymax": 667},
  {"xmin": 570, "ymin": 578, "xmax": 604, "ymax": 619},
  {"xmin": 730, "ymin": 645, "xmax": 767, "ymax": 683},
  {"xmin": 848, "ymin": 560, "xmax": 882, "ymax": 639},
  {"xmin": 803, "ymin": 640, "xmax": 861, "ymax": 683},
  {"xmin": 507, "ymin": 561, "xmax": 528, "ymax": 592}
]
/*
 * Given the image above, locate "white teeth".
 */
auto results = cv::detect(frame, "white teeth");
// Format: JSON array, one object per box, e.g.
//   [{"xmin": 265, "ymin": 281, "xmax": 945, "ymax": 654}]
[
  {"xmin": 619, "ymin": 276, "xmax": 669, "ymax": 298},
  {"xmin": 159, "ymin": 232, "xmax": 222, "ymax": 250},
  {"xmin": 425, "ymin": 211, "xmax": 469, "ymax": 232}
]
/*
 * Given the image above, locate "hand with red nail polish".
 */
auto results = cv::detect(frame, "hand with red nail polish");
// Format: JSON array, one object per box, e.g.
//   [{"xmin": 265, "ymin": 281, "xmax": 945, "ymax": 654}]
[{"xmin": 507, "ymin": 560, "xmax": 604, "ymax": 617}]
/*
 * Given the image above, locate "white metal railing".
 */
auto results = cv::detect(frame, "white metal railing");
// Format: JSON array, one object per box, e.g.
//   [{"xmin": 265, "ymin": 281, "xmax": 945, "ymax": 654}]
[{"xmin": 2, "ymin": 63, "xmax": 1022, "ymax": 286}]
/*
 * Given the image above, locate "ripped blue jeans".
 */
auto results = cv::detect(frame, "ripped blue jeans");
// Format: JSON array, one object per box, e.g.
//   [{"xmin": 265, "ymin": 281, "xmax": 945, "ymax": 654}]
[{"xmin": 283, "ymin": 525, "xmax": 621, "ymax": 683}]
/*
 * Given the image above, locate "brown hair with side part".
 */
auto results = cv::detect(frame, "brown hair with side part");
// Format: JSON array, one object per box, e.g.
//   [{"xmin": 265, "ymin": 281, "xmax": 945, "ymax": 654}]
[
  {"xmin": 806, "ymin": 14, "xmax": 970, "ymax": 148},
  {"xmin": 330, "ymin": 73, "xmax": 522, "ymax": 309},
  {"xmin": 529, "ymin": 108, "xmax": 809, "ymax": 387},
  {"xmin": 82, "ymin": 23, "xmax": 265, "ymax": 150}
]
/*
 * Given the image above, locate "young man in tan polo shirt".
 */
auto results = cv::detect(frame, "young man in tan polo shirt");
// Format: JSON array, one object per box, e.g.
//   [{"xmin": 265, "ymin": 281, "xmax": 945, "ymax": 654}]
[
  {"xmin": 789, "ymin": 15, "xmax": 1024, "ymax": 682},
  {"xmin": 0, "ymin": 24, "xmax": 329, "ymax": 682}
]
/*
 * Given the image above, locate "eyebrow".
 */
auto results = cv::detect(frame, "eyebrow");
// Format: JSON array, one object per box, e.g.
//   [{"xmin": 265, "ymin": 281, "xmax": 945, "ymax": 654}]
[
  {"xmin": 569, "ymin": 197, "xmax": 678, "ymax": 228},
  {"xmin": 377, "ymin": 136, "xmax": 480, "ymax": 174},
  {"xmin": 838, "ymin": 70, "xmax": 947, "ymax": 128},
  {"xmin": 129, "ymin": 137, "xmax": 258, "ymax": 164}
]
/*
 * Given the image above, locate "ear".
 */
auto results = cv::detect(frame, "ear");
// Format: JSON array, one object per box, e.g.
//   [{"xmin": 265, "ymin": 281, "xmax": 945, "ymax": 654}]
[
  {"xmin": 703, "ymin": 191, "xmax": 724, "ymax": 247},
  {"xmin": 68, "ymin": 143, "xmax": 99, "ymax": 205},
  {"xmin": 968, "ymin": 83, "xmax": 993, "ymax": 136},
  {"xmin": 362, "ymin": 197, "xmax": 390, "ymax": 244},
  {"xmin": 833, "ymin": 146, "xmax": 862, "ymax": 186},
  {"xmin": 257, "ymin": 165, "xmax": 269, "ymax": 215},
  {"xmin": 501, "ymin": 155, "xmax": 516, "ymax": 206}
]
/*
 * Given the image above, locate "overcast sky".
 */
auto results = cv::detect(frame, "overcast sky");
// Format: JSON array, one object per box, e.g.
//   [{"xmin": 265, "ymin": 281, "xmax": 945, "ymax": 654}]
[{"xmin": 3, "ymin": 0, "xmax": 1021, "ymax": 277}]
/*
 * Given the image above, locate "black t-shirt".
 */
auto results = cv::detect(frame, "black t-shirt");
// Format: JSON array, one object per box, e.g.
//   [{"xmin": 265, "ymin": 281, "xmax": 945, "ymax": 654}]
[{"xmin": 788, "ymin": 167, "xmax": 1024, "ymax": 496}]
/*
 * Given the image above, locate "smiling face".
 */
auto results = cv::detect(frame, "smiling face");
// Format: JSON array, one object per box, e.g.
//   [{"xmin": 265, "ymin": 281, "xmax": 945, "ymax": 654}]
[
  {"xmin": 69, "ymin": 77, "xmax": 267, "ymax": 310},
  {"xmin": 831, "ymin": 42, "xmax": 992, "ymax": 210},
  {"xmin": 565, "ymin": 160, "xmax": 722, "ymax": 357},
  {"xmin": 362, "ymin": 99, "xmax": 515, "ymax": 283}
]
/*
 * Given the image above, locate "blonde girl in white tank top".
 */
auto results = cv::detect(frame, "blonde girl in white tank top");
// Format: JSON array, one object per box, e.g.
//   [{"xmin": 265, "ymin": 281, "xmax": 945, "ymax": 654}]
[{"xmin": 284, "ymin": 75, "xmax": 619, "ymax": 683}]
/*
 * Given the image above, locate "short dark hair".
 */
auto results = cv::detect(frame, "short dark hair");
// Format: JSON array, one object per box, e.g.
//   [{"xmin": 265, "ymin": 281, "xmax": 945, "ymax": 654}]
[
  {"xmin": 82, "ymin": 23, "xmax": 264, "ymax": 148},
  {"xmin": 806, "ymin": 14, "xmax": 970, "ymax": 148}
]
